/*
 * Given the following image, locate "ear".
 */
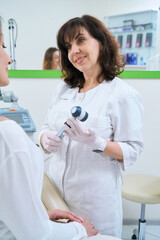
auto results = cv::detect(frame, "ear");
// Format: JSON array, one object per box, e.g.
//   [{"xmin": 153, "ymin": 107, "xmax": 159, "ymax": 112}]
[{"xmin": 100, "ymin": 42, "xmax": 103, "ymax": 51}]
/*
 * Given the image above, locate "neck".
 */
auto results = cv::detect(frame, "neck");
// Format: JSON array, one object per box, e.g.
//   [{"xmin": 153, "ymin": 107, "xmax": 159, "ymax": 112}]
[
  {"xmin": 80, "ymin": 75, "xmax": 103, "ymax": 93},
  {"xmin": 79, "ymin": 65, "xmax": 103, "ymax": 93}
]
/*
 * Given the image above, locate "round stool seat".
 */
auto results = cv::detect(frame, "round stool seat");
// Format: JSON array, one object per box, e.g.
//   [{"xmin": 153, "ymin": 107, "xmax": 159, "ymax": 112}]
[
  {"xmin": 122, "ymin": 174, "xmax": 160, "ymax": 204},
  {"xmin": 86, "ymin": 235, "xmax": 121, "ymax": 240}
]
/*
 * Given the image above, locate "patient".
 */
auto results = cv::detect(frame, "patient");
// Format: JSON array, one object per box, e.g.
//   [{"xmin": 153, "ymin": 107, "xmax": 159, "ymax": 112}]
[
  {"xmin": 43, "ymin": 47, "xmax": 61, "ymax": 70},
  {"xmin": 0, "ymin": 18, "xmax": 98, "ymax": 240}
]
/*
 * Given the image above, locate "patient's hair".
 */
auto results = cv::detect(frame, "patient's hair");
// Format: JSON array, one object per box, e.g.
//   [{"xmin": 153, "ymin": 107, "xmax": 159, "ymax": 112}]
[
  {"xmin": 0, "ymin": 18, "xmax": 2, "ymax": 36},
  {"xmin": 57, "ymin": 14, "xmax": 125, "ymax": 88}
]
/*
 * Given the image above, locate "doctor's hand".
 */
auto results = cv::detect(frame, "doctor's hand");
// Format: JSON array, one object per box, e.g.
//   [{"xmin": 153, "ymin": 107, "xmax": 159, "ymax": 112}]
[
  {"xmin": 63, "ymin": 118, "xmax": 107, "ymax": 152},
  {"xmin": 41, "ymin": 130, "xmax": 62, "ymax": 153}
]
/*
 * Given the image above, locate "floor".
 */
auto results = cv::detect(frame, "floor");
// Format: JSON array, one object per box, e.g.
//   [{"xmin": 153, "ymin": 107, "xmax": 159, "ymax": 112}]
[{"xmin": 122, "ymin": 225, "xmax": 160, "ymax": 240}]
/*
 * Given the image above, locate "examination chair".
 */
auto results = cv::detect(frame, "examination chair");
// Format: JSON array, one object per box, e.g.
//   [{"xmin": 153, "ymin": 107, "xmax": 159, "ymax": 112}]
[
  {"xmin": 121, "ymin": 174, "xmax": 160, "ymax": 240},
  {"xmin": 41, "ymin": 173, "xmax": 121, "ymax": 240}
]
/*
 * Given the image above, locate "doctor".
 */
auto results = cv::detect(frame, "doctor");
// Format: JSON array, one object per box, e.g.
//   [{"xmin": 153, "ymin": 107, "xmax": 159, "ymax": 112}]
[
  {"xmin": 40, "ymin": 15, "xmax": 144, "ymax": 237},
  {"xmin": 0, "ymin": 18, "xmax": 98, "ymax": 240}
]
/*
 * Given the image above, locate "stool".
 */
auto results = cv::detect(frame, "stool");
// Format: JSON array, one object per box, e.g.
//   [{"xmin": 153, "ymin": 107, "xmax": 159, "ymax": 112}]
[{"xmin": 121, "ymin": 174, "xmax": 160, "ymax": 240}]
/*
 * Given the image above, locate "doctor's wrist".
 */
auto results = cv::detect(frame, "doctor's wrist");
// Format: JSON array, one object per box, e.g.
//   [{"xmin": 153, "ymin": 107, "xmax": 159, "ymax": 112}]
[
  {"xmin": 40, "ymin": 133, "xmax": 51, "ymax": 154},
  {"xmin": 92, "ymin": 137, "xmax": 107, "ymax": 153}
]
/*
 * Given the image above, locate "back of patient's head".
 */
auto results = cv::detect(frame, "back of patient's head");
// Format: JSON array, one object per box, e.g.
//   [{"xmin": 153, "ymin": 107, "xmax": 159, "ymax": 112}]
[
  {"xmin": 0, "ymin": 17, "xmax": 2, "ymax": 37},
  {"xmin": 43, "ymin": 47, "xmax": 58, "ymax": 70},
  {"xmin": 0, "ymin": 17, "xmax": 4, "ymax": 42}
]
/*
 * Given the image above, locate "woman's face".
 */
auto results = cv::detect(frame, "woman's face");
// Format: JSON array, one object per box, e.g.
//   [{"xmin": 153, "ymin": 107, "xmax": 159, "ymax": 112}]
[
  {"xmin": 51, "ymin": 50, "xmax": 60, "ymax": 69},
  {"xmin": 0, "ymin": 34, "xmax": 11, "ymax": 87},
  {"xmin": 65, "ymin": 27, "xmax": 101, "ymax": 74}
]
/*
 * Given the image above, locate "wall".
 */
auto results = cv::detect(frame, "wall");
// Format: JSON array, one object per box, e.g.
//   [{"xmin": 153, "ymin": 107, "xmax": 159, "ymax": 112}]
[
  {"xmin": 1, "ymin": 0, "xmax": 160, "ymax": 222},
  {"xmin": 3, "ymin": 76, "xmax": 160, "ymax": 222},
  {"xmin": 1, "ymin": 0, "xmax": 160, "ymax": 69},
  {"xmin": 124, "ymin": 79, "xmax": 160, "ymax": 222}
]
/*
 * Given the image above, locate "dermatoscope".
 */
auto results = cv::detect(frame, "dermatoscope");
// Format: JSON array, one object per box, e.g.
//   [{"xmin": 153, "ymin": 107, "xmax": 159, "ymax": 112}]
[{"xmin": 56, "ymin": 106, "xmax": 88, "ymax": 139}]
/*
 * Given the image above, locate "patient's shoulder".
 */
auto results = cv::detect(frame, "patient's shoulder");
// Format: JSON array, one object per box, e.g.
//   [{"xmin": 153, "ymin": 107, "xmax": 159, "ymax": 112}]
[
  {"xmin": 0, "ymin": 119, "xmax": 22, "ymax": 135},
  {"xmin": 0, "ymin": 120, "xmax": 28, "ymax": 150}
]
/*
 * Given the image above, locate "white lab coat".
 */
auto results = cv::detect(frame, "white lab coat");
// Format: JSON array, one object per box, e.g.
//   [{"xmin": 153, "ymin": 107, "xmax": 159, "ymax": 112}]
[
  {"xmin": 0, "ymin": 120, "xmax": 87, "ymax": 240},
  {"xmin": 39, "ymin": 77, "xmax": 144, "ymax": 237}
]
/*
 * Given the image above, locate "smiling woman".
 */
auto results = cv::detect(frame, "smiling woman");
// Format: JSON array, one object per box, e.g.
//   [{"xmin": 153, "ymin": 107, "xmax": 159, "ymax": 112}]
[
  {"xmin": 39, "ymin": 15, "xmax": 144, "ymax": 238},
  {"xmin": 65, "ymin": 28, "xmax": 103, "ymax": 92},
  {"xmin": 58, "ymin": 15, "xmax": 125, "ymax": 90}
]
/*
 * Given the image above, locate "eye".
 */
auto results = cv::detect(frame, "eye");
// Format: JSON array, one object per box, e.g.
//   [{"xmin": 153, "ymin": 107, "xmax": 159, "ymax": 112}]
[
  {"xmin": 65, "ymin": 44, "xmax": 71, "ymax": 51},
  {"xmin": 3, "ymin": 45, "xmax": 7, "ymax": 49},
  {"xmin": 78, "ymin": 37, "xmax": 85, "ymax": 43}
]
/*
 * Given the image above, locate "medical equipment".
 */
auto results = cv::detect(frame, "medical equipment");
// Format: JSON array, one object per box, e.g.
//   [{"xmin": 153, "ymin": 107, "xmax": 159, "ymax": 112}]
[
  {"xmin": 8, "ymin": 19, "xmax": 18, "ymax": 70},
  {"xmin": 71, "ymin": 106, "xmax": 88, "ymax": 121},
  {"xmin": 57, "ymin": 106, "xmax": 88, "ymax": 139},
  {"xmin": 0, "ymin": 89, "xmax": 36, "ymax": 138}
]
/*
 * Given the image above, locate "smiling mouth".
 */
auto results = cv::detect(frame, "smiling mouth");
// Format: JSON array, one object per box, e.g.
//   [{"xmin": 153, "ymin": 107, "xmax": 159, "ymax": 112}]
[{"xmin": 75, "ymin": 56, "xmax": 86, "ymax": 64}]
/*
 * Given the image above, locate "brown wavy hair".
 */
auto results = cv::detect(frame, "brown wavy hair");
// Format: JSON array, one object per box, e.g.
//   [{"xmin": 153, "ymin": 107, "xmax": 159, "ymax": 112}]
[
  {"xmin": 43, "ymin": 47, "xmax": 58, "ymax": 70},
  {"xmin": 57, "ymin": 15, "xmax": 125, "ymax": 88}
]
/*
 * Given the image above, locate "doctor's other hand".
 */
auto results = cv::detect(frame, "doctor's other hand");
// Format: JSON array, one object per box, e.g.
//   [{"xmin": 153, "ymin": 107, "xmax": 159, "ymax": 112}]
[
  {"xmin": 41, "ymin": 130, "xmax": 62, "ymax": 153},
  {"xmin": 63, "ymin": 118, "xmax": 106, "ymax": 152},
  {"xmin": 80, "ymin": 217, "xmax": 99, "ymax": 237}
]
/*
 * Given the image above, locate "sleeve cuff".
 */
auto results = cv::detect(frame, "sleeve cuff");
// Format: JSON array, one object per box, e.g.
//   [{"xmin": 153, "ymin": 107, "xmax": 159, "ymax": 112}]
[
  {"xmin": 71, "ymin": 222, "xmax": 87, "ymax": 240},
  {"xmin": 117, "ymin": 142, "xmax": 135, "ymax": 171}
]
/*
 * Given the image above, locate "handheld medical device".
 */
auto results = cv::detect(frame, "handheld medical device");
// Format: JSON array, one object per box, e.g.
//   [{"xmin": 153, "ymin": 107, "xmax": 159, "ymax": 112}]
[
  {"xmin": 0, "ymin": 89, "xmax": 36, "ymax": 137},
  {"xmin": 57, "ymin": 106, "xmax": 88, "ymax": 139}
]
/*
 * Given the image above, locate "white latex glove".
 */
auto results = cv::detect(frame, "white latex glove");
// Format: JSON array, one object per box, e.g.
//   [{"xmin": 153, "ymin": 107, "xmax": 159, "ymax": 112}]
[
  {"xmin": 42, "ymin": 130, "xmax": 62, "ymax": 153},
  {"xmin": 63, "ymin": 119, "xmax": 107, "ymax": 152}
]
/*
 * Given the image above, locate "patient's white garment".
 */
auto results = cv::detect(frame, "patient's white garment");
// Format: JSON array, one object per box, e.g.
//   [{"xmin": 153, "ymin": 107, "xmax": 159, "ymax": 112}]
[{"xmin": 0, "ymin": 120, "xmax": 87, "ymax": 240}]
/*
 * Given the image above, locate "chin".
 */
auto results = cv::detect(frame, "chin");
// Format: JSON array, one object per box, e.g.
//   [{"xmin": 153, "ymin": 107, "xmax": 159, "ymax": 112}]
[
  {"xmin": 78, "ymin": 68, "xmax": 87, "ymax": 73},
  {"xmin": 0, "ymin": 77, "xmax": 9, "ymax": 87}
]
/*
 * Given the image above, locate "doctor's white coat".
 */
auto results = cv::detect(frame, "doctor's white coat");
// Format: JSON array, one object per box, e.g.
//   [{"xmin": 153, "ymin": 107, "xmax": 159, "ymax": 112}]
[{"xmin": 39, "ymin": 77, "xmax": 144, "ymax": 237}]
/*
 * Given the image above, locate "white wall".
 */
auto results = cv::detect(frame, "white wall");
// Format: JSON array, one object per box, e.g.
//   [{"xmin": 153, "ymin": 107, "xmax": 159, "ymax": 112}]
[
  {"xmin": 1, "ymin": 0, "xmax": 160, "ymax": 69},
  {"xmin": 123, "ymin": 79, "xmax": 160, "ymax": 221},
  {"xmin": 1, "ymin": 0, "xmax": 160, "ymax": 222},
  {"xmin": 3, "ymin": 77, "xmax": 160, "ymax": 222}
]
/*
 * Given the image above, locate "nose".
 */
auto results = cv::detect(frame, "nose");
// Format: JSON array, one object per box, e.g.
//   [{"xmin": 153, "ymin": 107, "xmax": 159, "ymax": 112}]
[
  {"xmin": 8, "ymin": 57, "xmax": 12, "ymax": 65},
  {"xmin": 71, "ymin": 44, "xmax": 80, "ymax": 54}
]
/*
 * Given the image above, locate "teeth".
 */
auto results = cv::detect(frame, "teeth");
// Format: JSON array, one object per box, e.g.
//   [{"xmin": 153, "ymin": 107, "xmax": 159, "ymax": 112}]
[{"xmin": 76, "ymin": 57, "xmax": 85, "ymax": 63}]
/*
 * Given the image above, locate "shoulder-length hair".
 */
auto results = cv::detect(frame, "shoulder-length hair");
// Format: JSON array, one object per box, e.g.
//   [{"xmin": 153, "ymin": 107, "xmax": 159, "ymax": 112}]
[
  {"xmin": 57, "ymin": 15, "xmax": 125, "ymax": 88},
  {"xmin": 43, "ymin": 47, "xmax": 58, "ymax": 70}
]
